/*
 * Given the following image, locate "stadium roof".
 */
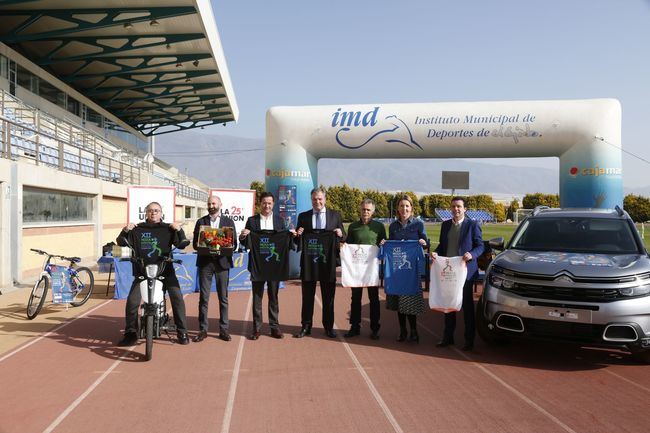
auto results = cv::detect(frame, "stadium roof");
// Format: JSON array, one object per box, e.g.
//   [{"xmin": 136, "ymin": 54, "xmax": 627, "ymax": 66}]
[{"xmin": 0, "ymin": 0, "xmax": 238, "ymax": 136}]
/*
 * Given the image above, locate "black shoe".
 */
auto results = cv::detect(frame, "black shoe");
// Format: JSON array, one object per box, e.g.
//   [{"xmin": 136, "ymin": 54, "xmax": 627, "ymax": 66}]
[
  {"xmin": 177, "ymin": 332, "xmax": 190, "ymax": 345},
  {"xmin": 249, "ymin": 331, "xmax": 260, "ymax": 340},
  {"xmin": 397, "ymin": 329, "xmax": 408, "ymax": 342},
  {"xmin": 325, "ymin": 329, "xmax": 338, "ymax": 338},
  {"xmin": 461, "ymin": 341, "xmax": 474, "ymax": 351},
  {"xmin": 436, "ymin": 338, "xmax": 454, "ymax": 348},
  {"xmin": 293, "ymin": 326, "xmax": 312, "ymax": 338},
  {"xmin": 270, "ymin": 329, "xmax": 284, "ymax": 339},
  {"xmin": 370, "ymin": 331, "xmax": 380, "ymax": 340},
  {"xmin": 409, "ymin": 330, "xmax": 419, "ymax": 343},
  {"xmin": 219, "ymin": 332, "xmax": 232, "ymax": 342},
  {"xmin": 344, "ymin": 327, "xmax": 360, "ymax": 338},
  {"xmin": 192, "ymin": 330, "xmax": 208, "ymax": 343},
  {"xmin": 117, "ymin": 332, "xmax": 138, "ymax": 347}
]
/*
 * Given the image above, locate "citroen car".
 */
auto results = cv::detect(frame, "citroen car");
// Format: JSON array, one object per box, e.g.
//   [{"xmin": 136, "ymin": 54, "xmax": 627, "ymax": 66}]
[{"xmin": 477, "ymin": 206, "xmax": 650, "ymax": 363}]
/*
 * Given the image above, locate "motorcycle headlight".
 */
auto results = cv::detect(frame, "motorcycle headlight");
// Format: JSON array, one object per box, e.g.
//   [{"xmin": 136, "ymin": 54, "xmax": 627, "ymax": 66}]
[
  {"xmin": 619, "ymin": 284, "xmax": 650, "ymax": 297},
  {"xmin": 145, "ymin": 264, "xmax": 159, "ymax": 279}
]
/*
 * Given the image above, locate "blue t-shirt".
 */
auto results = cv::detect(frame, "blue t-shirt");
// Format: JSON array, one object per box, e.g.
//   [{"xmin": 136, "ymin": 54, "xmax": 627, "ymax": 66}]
[{"xmin": 379, "ymin": 240, "xmax": 424, "ymax": 295}]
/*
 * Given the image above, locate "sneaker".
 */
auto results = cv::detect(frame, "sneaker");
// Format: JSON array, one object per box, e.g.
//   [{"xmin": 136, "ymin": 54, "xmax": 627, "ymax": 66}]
[{"xmin": 117, "ymin": 332, "xmax": 138, "ymax": 347}]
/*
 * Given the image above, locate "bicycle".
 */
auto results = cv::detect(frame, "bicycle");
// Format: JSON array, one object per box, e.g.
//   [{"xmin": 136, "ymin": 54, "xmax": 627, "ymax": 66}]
[{"xmin": 26, "ymin": 249, "xmax": 95, "ymax": 320}]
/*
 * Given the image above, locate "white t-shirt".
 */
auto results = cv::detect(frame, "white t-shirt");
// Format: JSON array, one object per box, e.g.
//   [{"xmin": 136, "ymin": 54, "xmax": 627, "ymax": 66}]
[
  {"xmin": 341, "ymin": 243, "xmax": 381, "ymax": 288},
  {"xmin": 429, "ymin": 256, "xmax": 468, "ymax": 312}
]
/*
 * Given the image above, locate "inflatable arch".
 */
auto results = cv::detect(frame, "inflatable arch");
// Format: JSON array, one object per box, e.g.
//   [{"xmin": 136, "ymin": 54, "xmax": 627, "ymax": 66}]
[{"xmin": 265, "ymin": 99, "xmax": 622, "ymax": 227}]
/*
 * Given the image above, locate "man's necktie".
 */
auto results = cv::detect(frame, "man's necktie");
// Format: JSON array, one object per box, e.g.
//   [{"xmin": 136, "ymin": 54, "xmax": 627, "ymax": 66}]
[{"xmin": 314, "ymin": 211, "xmax": 322, "ymax": 229}]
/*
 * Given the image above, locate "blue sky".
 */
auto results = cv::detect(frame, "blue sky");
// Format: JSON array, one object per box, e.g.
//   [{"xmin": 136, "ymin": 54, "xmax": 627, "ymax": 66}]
[{"xmin": 210, "ymin": 0, "xmax": 650, "ymax": 187}]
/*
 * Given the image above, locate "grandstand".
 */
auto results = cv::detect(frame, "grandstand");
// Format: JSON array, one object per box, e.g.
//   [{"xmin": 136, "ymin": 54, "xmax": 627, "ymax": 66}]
[{"xmin": 435, "ymin": 208, "xmax": 495, "ymax": 223}]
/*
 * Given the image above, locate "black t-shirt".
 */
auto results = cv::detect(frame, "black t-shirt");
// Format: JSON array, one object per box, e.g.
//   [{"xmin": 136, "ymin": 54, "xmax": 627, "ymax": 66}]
[
  {"xmin": 245, "ymin": 231, "xmax": 291, "ymax": 282},
  {"xmin": 300, "ymin": 231, "xmax": 337, "ymax": 282}
]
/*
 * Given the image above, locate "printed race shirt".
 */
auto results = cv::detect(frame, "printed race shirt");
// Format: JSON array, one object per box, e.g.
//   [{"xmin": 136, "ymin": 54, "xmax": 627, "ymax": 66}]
[
  {"xmin": 246, "ymin": 231, "xmax": 291, "ymax": 282},
  {"xmin": 300, "ymin": 231, "xmax": 337, "ymax": 282},
  {"xmin": 341, "ymin": 244, "xmax": 380, "ymax": 287},
  {"xmin": 379, "ymin": 240, "xmax": 424, "ymax": 295},
  {"xmin": 429, "ymin": 256, "xmax": 467, "ymax": 312}
]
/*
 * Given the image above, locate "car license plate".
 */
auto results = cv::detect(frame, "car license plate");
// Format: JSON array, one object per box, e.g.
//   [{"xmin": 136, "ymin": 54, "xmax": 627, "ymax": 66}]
[{"xmin": 534, "ymin": 307, "xmax": 592, "ymax": 323}]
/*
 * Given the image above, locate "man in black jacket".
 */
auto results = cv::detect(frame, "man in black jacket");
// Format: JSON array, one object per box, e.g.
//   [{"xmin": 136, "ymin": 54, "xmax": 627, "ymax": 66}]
[
  {"xmin": 116, "ymin": 201, "xmax": 190, "ymax": 346},
  {"xmin": 293, "ymin": 187, "xmax": 346, "ymax": 339},
  {"xmin": 192, "ymin": 195, "xmax": 237, "ymax": 342},
  {"xmin": 239, "ymin": 192, "xmax": 288, "ymax": 340}
]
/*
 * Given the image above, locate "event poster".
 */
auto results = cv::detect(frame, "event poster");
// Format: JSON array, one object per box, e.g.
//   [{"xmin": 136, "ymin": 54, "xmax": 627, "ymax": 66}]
[
  {"xmin": 127, "ymin": 186, "xmax": 176, "ymax": 224},
  {"xmin": 209, "ymin": 188, "xmax": 256, "ymax": 235},
  {"xmin": 278, "ymin": 184, "xmax": 297, "ymax": 230},
  {"xmin": 50, "ymin": 265, "xmax": 73, "ymax": 303}
]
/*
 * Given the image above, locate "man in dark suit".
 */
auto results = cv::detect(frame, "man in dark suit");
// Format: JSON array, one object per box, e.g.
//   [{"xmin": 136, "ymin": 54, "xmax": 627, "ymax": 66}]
[
  {"xmin": 293, "ymin": 187, "xmax": 346, "ymax": 338},
  {"xmin": 239, "ymin": 192, "xmax": 287, "ymax": 340},
  {"xmin": 432, "ymin": 196, "xmax": 484, "ymax": 351},
  {"xmin": 192, "ymin": 195, "xmax": 237, "ymax": 342}
]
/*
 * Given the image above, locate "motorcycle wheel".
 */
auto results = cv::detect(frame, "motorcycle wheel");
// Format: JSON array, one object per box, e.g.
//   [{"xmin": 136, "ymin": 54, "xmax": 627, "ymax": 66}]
[{"xmin": 145, "ymin": 314, "xmax": 154, "ymax": 361}]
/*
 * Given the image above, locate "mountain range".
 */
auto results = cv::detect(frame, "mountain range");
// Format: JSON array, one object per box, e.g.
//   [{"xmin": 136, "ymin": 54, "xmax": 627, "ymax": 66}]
[{"xmin": 155, "ymin": 131, "xmax": 650, "ymax": 199}]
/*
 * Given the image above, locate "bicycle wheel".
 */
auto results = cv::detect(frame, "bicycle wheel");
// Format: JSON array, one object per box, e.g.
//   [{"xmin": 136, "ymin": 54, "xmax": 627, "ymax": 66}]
[
  {"xmin": 69, "ymin": 267, "xmax": 94, "ymax": 307},
  {"xmin": 145, "ymin": 314, "xmax": 154, "ymax": 361},
  {"xmin": 27, "ymin": 277, "xmax": 48, "ymax": 320}
]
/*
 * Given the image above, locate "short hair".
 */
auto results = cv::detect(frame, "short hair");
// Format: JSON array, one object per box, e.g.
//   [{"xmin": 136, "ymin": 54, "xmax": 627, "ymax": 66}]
[
  {"xmin": 145, "ymin": 201, "xmax": 162, "ymax": 211},
  {"xmin": 310, "ymin": 187, "xmax": 326, "ymax": 197},
  {"xmin": 259, "ymin": 191, "xmax": 275, "ymax": 202},
  {"xmin": 451, "ymin": 196, "xmax": 466, "ymax": 207},
  {"xmin": 360, "ymin": 198, "xmax": 375, "ymax": 209}
]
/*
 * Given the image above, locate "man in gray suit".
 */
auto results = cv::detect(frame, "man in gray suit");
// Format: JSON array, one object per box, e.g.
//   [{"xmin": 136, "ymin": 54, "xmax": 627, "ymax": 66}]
[{"xmin": 192, "ymin": 195, "xmax": 237, "ymax": 342}]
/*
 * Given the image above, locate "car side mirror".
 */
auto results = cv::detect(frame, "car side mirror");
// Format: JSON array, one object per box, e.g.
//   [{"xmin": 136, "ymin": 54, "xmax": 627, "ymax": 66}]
[{"xmin": 489, "ymin": 237, "xmax": 505, "ymax": 251}]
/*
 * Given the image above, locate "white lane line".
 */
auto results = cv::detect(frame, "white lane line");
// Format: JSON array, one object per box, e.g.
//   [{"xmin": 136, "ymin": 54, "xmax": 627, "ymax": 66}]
[
  {"xmin": 0, "ymin": 299, "xmax": 113, "ymax": 363},
  {"xmin": 604, "ymin": 369, "xmax": 650, "ymax": 393},
  {"xmin": 315, "ymin": 295, "xmax": 404, "ymax": 433},
  {"xmin": 416, "ymin": 320, "xmax": 577, "ymax": 433},
  {"xmin": 42, "ymin": 345, "xmax": 136, "ymax": 433},
  {"xmin": 220, "ymin": 292, "xmax": 253, "ymax": 433},
  {"xmin": 41, "ymin": 294, "xmax": 189, "ymax": 432}
]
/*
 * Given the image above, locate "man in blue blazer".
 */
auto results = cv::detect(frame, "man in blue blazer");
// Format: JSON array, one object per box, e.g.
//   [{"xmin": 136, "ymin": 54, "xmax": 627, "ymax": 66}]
[
  {"xmin": 239, "ymin": 192, "xmax": 287, "ymax": 340},
  {"xmin": 432, "ymin": 197, "xmax": 484, "ymax": 351},
  {"xmin": 192, "ymin": 195, "xmax": 237, "ymax": 342}
]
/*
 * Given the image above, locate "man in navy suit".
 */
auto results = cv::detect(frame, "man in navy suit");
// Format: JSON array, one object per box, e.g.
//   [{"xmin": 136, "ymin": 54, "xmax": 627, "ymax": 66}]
[
  {"xmin": 239, "ymin": 192, "xmax": 287, "ymax": 340},
  {"xmin": 432, "ymin": 196, "xmax": 484, "ymax": 351},
  {"xmin": 192, "ymin": 195, "xmax": 237, "ymax": 342},
  {"xmin": 293, "ymin": 187, "xmax": 346, "ymax": 338}
]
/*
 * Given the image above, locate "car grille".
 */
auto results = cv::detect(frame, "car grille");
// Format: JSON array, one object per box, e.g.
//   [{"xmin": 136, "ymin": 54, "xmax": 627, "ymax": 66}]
[{"xmin": 504, "ymin": 283, "xmax": 621, "ymax": 302}]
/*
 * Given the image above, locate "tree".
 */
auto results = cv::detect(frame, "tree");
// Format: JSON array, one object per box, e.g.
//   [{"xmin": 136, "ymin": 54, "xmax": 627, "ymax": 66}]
[
  {"xmin": 494, "ymin": 202, "xmax": 507, "ymax": 222},
  {"xmin": 507, "ymin": 198, "xmax": 520, "ymax": 221},
  {"xmin": 249, "ymin": 180, "xmax": 265, "ymax": 213},
  {"xmin": 325, "ymin": 184, "xmax": 363, "ymax": 221},
  {"xmin": 522, "ymin": 193, "xmax": 560, "ymax": 209},
  {"xmin": 624, "ymin": 194, "xmax": 650, "ymax": 222}
]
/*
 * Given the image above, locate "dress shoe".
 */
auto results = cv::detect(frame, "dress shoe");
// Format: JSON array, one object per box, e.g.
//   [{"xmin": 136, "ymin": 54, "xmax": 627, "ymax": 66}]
[
  {"xmin": 117, "ymin": 332, "xmax": 138, "ymax": 347},
  {"xmin": 325, "ymin": 329, "xmax": 338, "ymax": 338},
  {"xmin": 461, "ymin": 341, "xmax": 474, "ymax": 351},
  {"xmin": 192, "ymin": 330, "xmax": 208, "ymax": 343},
  {"xmin": 219, "ymin": 332, "xmax": 232, "ymax": 342},
  {"xmin": 409, "ymin": 330, "xmax": 419, "ymax": 343},
  {"xmin": 177, "ymin": 332, "xmax": 190, "ymax": 345},
  {"xmin": 344, "ymin": 327, "xmax": 360, "ymax": 338},
  {"xmin": 270, "ymin": 329, "xmax": 284, "ymax": 339},
  {"xmin": 249, "ymin": 331, "xmax": 260, "ymax": 340},
  {"xmin": 436, "ymin": 338, "xmax": 454, "ymax": 348},
  {"xmin": 370, "ymin": 331, "xmax": 380, "ymax": 340},
  {"xmin": 397, "ymin": 329, "xmax": 408, "ymax": 342},
  {"xmin": 293, "ymin": 326, "xmax": 312, "ymax": 338}
]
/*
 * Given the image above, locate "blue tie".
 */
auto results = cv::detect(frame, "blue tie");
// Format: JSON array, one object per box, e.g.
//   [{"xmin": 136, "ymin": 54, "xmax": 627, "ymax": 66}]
[{"xmin": 315, "ymin": 211, "xmax": 322, "ymax": 229}]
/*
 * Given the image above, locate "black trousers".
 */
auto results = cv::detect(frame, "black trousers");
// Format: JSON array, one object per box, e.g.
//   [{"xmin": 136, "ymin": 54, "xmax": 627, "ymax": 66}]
[
  {"xmin": 349, "ymin": 287, "xmax": 380, "ymax": 332},
  {"xmin": 443, "ymin": 280, "xmax": 475, "ymax": 343},
  {"xmin": 198, "ymin": 262, "xmax": 229, "ymax": 333},
  {"xmin": 124, "ymin": 280, "xmax": 187, "ymax": 334},
  {"xmin": 252, "ymin": 281, "xmax": 280, "ymax": 332},
  {"xmin": 301, "ymin": 280, "xmax": 336, "ymax": 331}
]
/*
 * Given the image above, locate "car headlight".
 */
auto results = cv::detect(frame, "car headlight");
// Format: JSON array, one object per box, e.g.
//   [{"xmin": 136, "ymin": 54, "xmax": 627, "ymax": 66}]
[
  {"xmin": 488, "ymin": 272, "xmax": 514, "ymax": 289},
  {"xmin": 619, "ymin": 284, "xmax": 650, "ymax": 297},
  {"xmin": 145, "ymin": 264, "xmax": 159, "ymax": 279}
]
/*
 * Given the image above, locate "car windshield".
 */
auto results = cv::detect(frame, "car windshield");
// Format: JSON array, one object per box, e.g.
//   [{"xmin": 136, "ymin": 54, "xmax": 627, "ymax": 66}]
[{"xmin": 510, "ymin": 217, "xmax": 640, "ymax": 254}]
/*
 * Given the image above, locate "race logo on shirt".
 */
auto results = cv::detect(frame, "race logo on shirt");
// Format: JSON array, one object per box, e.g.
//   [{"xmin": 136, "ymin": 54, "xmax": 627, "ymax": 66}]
[
  {"xmin": 259, "ymin": 236, "xmax": 281, "ymax": 262},
  {"xmin": 140, "ymin": 232, "xmax": 162, "ymax": 258},
  {"xmin": 440, "ymin": 258, "xmax": 456, "ymax": 282},
  {"xmin": 392, "ymin": 247, "xmax": 412, "ymax": 270},
  {"xmin": 307, "ymin": 238, "xmax": 327, "ymax": 263},
  {"xmin": 351, "ymin": 245, "xmax": 368, "ymax": 264}
]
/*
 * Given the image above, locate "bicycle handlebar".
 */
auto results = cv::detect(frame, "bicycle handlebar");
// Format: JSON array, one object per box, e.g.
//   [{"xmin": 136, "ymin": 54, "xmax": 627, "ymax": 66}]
[{"xmin": 30, "ymin": 249, "xmax": 80, "ymax": 263}]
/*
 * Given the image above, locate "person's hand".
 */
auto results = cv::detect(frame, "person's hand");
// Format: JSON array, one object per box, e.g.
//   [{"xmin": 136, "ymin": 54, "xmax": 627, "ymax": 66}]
[
  {"xmin": 334, "ymin": 228, "xmax": 343, "ymax": 238},
  {"xmin": 418, "ymin": 238, "xmax": 427, "ymax": 246},
  {"xmin": 170, "ymin": 222, "xmax": 181, "ymax": 231},
  {"xmin": 463, "ymin": 252, "xmax": 473, "ymax": 262},
  {"xmin": 296, "ymin": 227, "xmax": 304, "ymax": 236},
  {"xmin": 240, "ymin": 228, "xmax": 250, "ymax": 238},
  {"xmin": 289, "ymin": 229, "xmax": 298, "ymax": 237},
  {"xmin": 379, "ymin": 239, "xmax": 386, "ymax": 246},
  {"xmin": 430, "ymin": 252, "xmax": 438, "ymax": 262},
  {"xmin": 124, "ymin": 223, "xmax": 135, "ymax": 232}
]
